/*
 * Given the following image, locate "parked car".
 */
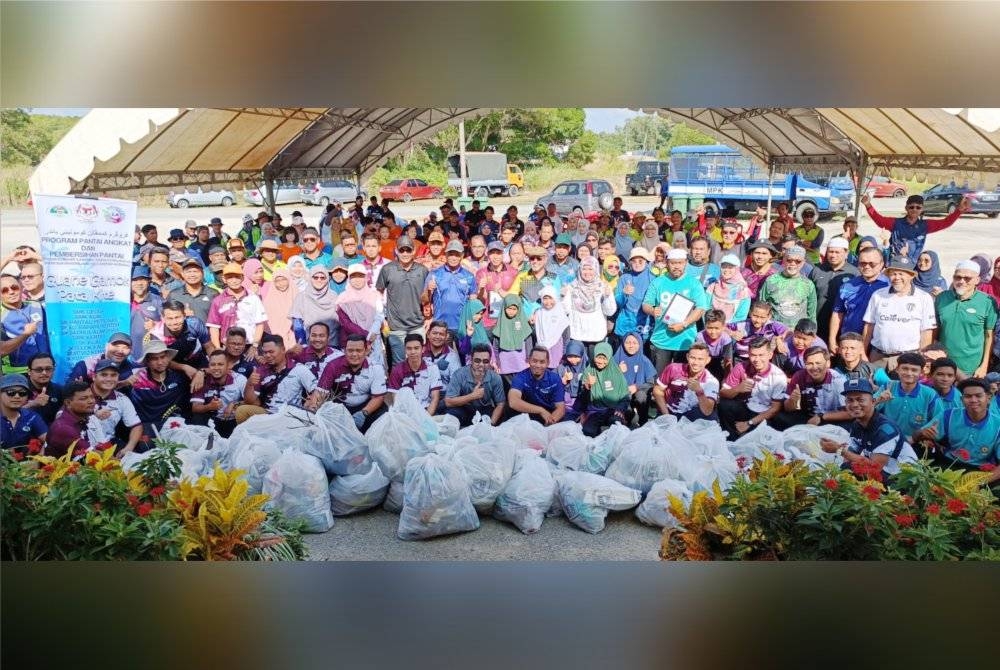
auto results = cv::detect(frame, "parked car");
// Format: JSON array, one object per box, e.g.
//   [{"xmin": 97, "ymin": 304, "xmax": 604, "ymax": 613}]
[
  {"xmin": 243, "ymin": 180, "xmax": 304, "ymax": 206},
  {"xmin": 300, "ymin": 179, "xmax": 365, "ymax": 206},
  {"xmin": 625, "ymin": 160, "xmax": 669, "ymax": 196},
  {"xmin": 535, "ymin": 179, "xmax": 615, "ymax": 215},
  {"xmin": 864, "ymin": 175, "xmax": 907, "ymax": 198},
  {"xmin": 377, "ymin": 178, "xmax": 443, "ymax": 202},
  {"xmin": 922, "ymin": 183, "xmax": 1000, "ymax": 218},
  {"xmin": 166, "ymin": 187, "xmax": 236, "ymax": 208}
]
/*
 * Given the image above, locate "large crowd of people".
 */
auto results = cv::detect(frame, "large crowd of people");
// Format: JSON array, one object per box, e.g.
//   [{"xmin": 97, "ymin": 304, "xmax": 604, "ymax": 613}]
[{"xmin": 3, "ymin": 191, "xmax": 999, "ymax": 485}]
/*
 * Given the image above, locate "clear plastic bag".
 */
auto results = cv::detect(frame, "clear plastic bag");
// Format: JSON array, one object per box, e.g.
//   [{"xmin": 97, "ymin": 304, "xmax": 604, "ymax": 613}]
[
  {"xmin": 636, "ymin": 478, "xmax": 692, "ymax": 528},
  {"xmin": 675, "ymin": 453, "xmax": 739, "ymax": 493},
  {"xmin": 432, "ymin": 413, "xmax": 461, "ymax": 439},
  {"xmin": 501, "ymin": 414, "xmax": 547, "ymax": 454},
  {"xmin": 453, "ymin": 441, "xmax": 516, "ymax": 514},
  {"xmin": 398, "ymin": 454, "xmax": 480, "ymax": 540},
  {"xmin": 674, "ymin": 419, "xmax": 730, "ymax": 458},
  {"xmin": 229, "ymin": 405, "xmax": 315, "ymax": 453},
  {"xmin": 780, "ymin": 424, "xmax": 849, "ymax": 463},
  {"xmin": 604, "ymin": 439, "xmax": 679, "ymax": 494},
  {"xmin": 544, "ymin": 420, "xmax": 584, "ymax": 444},
  {"xmin": 367, "ymin": 409, "xmax": 430, "ymax": 482},
  {"xmin": 307, "ymin": 402, "xmax": 372, "ymax": 476},
  {"xmin": 545, "ymin": 435, "xmax": 614, "ymax": 475},
  {"xmin": 159, "ymin": 417, "xmax": 215, "ymax": 451},
  {"xmin": 594, "ymin": 423, "xmax": 632, "ymax": 462},
  {"xmin": 328, "ymin": 462, "xmax": 390, "ymax": 516},
  {"xmin": 727, "ymin": 421, "xmax": 784, "ymax": 460},
  {"xmin": 391, "ymin": 387, "xmax": 440, "ymax": 444},
  {"xmin": 493, "ymin": 449, "xmax": 556, "ymax": 534},
  {"xmin": 230, "ymin": 435, "xmax": 283, "ymax": 495},
  {"xmin": 383, "ymin": 479, "xmax": 405, "ymax": 513},
  {"xmin": 177, "ymin": 448, "xmax": 210, "ymax": 482},
  {"xmin": 262, "ymin": 450, "xmax": 334, "ymax": 533},
  {"xmin": 555, "ymin": 471, "xmax": 642, "ymax": 534}
]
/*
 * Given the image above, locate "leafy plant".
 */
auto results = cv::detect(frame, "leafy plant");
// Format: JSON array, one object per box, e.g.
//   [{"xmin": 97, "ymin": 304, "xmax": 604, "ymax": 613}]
[{"xmin": 133, "ymin": 439, "xmax": 183, "ymax": 489}]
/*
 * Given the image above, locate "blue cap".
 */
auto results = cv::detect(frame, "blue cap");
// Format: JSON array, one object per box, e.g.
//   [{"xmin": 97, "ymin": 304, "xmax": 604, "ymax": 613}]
[
  {"xmin": 181, "ymin": 255, "xmax": 204, "ymax": 268},
  {"xmin": 131, "ymin": 265, "xmax": 151, "ymax": 280},
  {"xmin": 0, "ymin": 373, "xmax": 30, "ymax": 392},
  {"xmin": 94, "ymin": 358, "xmax": 120, "ymax": 374},
  {"xmin": 841, "ymin": 377, "xmax": 876, "ymax": 396},
  {"xmin": 168, "ymin": 228, "xmax": 187, "ymax": 241}
]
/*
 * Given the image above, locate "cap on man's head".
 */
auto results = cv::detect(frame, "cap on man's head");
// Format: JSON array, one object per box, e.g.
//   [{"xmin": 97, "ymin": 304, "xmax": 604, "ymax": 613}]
[
  {"xmin": 704, "ymin": 209, "xmax": 718, "ymax": 218},
  {"xmin": 347, "ymin": 263, "xmax": 367, "ymax": 277},
  {"xmin": 256, "ymin": 211, "xmax": 270, "ymax": 220},
  {"xmin": 208, "ymin": 245, "xmax": 226, "ymax": 256},
  {"xmin": 827, "ymin": 237, "xmax": 850, "ymax": 250},
  {"xmin": 210, "ymin": 217, "xmax": 223, "ymax": 225},
  {"xmin": 844, "ymin": 215, "xmax": 858, "ymax": 225},
  {"xmin": 184, "ymin": 219, "xmax": 197, "ymax": 229},
  {"xmin": 841, "ymin": 377, "xmax": 876, "ymax": 396},
  {"xmin": 984, "ymin": 371, "xmax": 1000, "ymax": 384},
  {"xmin": 801, "ymin": 209, "xmax": 816, "ymax": 217},
  {"xmin": 242, "ymin": 213, "xmax": 254, "ymax": 225},
  {"xmin": 486, "ymin": 241, "xmax": 505, "ymax": 254},
  {"xmin": 720, "ymin": 220, "xmax": 741, "ymax": 230},
  {"xmin": 427, "ymin": 231, "xmax": 445, "ymax": 243},
  {"xmin": 555, "ymin": 233, "xmax": 573, "ymax": 246},
  {"xmin": 168, "ymin": 228, "xmax": 187, "ymax": 241},
  {"xmin": 887, "ymin": 256, "xmax": 917, "ymax": 274},
  {"xmin": 955, "ymin": 259, "xmax": 981, "ymax": 274},
  {"xmin": 108, "ymin": 332, "xmax": 132, "ymax": 345},
  {"xmin": 181, "ymin": 256, "xmax": 205, "ymax": 269},
  {"xmin": 94, "ymin": 358, "xmax": 120, "ymax": 374},
  {"xmin": 748, "ymin": 240, "xmax": 778, "ymax": 254},
  {"xmin": 395, "ymin": 235, "xmax": 414, "ymax": 251},
  {"xmin": 0, "ymin": 373, "xmax": 30, "ymax": 392},
  {"xmin": 227, "ymin": 238, "xmax": 245, "ymax": 249},
  {"xmin": 445, "ymin": 240, "xmax": 465, "ymax": 254},
  {"xmin": 292, "ymin": 215, "xmax": 304, "ymax": 225},
  {"xmin": 783, "ymin": 246, "xmax": 806, "ymax": 260},
  {"xmin": 666, "ymin": 248, "xmax": 688, "ymax": 261},
  {"xmin": 131, "ymin": 265, "xmax": 151, "ymax": 280},
  {"xmin": 256, "ymin": 239, "xmax": 279, "ymax": 253},
  {"xmin": 141, "ymin": 339, "xmax": 178, "ymax": 363}
]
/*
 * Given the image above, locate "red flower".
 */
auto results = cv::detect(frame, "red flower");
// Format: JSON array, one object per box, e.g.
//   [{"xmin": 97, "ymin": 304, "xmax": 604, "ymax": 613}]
[
  {"xmin": 126, "ymin": 494, "xmax": 139, "ymax": 507},
  {"xmin": 42, "ymin": 463, "xmax": 54, "ymax": 473},
  {"xmin": 945, "ymin": 498, "xmax": 968, "ymax": 515},
  {"xmin": 735, "ymin": 456, "xmax": 747, "ymax": 470},
  {"xmin": 993, "ymin": 510, "xmax": 1000, "ymax": 523},
  {"xmin": 862, "ymin": 485, "xmax": 881, "ymax": 501},
  {"xmin": 96, "ymin": 441, "xmax": 115, "ymax": 452},
  {"xmin": 27, "ymin": 439, "xmax": 42, "ymax": 455},
  {"xmin": 971, "ymin": 522, "xmax": 986, "ymax": 535},
  {"xmin": 954, "ymin": 448, "xmax": 971, "ymax": 462},
  {"xmin": 823, "ymin": 478, "xmax": 839, "ymax": 491},
  {"xmin": 926, "ymin": 503, "xmax": 941, "ymax": 516},
  {"xmin": 12, "ymin": 451, "xmax": 24, "ymax": 462},
  {"xmin": 901, "ymin": 495, "xmax": 915, "ymax": 506},
  {"xmin": 979, "ymin": 463, "xmax": 997, "ymax": 472},
  {"xmin": 894, "ymin": 513, "xmax": 917, "ymax": 528},
  {"xmin": 148, "ymin": 486, "xmax": 166, "ymax": 497},
  {"xmin": 774, "ymin": 453, "xmax": 785, "ymax": 462},
  {"xmin": 67, "ymin": 463, "xmax": 80, "ymax": 475},
  {"xmin": 72, "ymin": 446, "xmax": 88, "ymax": 458},
  {"xmin": 136, "ymin": 502, "xmax": 153, "ymax": 517}
]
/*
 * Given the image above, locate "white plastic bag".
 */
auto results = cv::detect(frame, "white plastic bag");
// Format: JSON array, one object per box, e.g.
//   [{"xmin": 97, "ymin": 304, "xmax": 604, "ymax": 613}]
[
  {"xmin": 604, "ymin": 440, "xmax": 679, "ymax": 494},
  {"xmin": 675, "ymin": 419, "xmax": 730, "ymax": 458},
  {"xmin": 383, "ymin": 480, "xmax": 405, "ymax": 513},
  {"xmin": 229, "ymin": 406, "xmax": 314, "ymax": 453},
  {"xmin": 544, "ymin": 420, "xmax": 584, "ymax": 444},
  {"xmin": 391, "ymin": 387, "xmax": 440, "ymax": 444},
  {"xmin": 230, "ymin": 436, "xmax": 283, "ymax": 495},
  {"xmin": 432, "ymin": 413, "xmax": 461, "ymax": 439},
  {"xmin": 555, "ymin": 471, "xmax": 642, "ymax": 534},
  {"xmin": 120, "ymin": 450, "xmax": 154, "ymax": 473},
  {"xmin": 493, "ymin": 449, "xmax": 556, "ymax": 534},
  {"xmin": 307, "ymin": 402, "xmax": 372, "ymax": 476},
  {"xmin": 780, "ymin": 424, "xmax": 849, "ymax": 463},
  {"xmin": 501, "ymin": 414, "xmax": 547, "ymax": 453},
  {"xmin": 367, "ymin": 409, "xmax": 430, "ymax": 481},
  {"xmin": 453, "ymin": 441, "xmax": 516, "ymax": 513},
  {"xmin": 177, "ymin": 448, "xmax": 210, "ymax": 482},
  {"xmin": 728, "ymin": 422, "xmax": 784, "ymax": 460},
  {"xmin": 159, "ymin": 418, "xmax": 215, "ymax": 450},
  {"xmin": 457, "ymin": 412, "xmax": 494, "ymax": 444},
  {"xmin": 636, "ymin": 478, "xmax": 692, "ymax": 528},
  {"xmin": 594, "ymin": 423, "xmax": 632, "ymax": 462},
  {"xmin": 398, "ymin": 453, "xmax": 480, "ymax": 540},
  {"xmin": 675, "ymin": 453, "xmax": 739, "ymax": 493},
  {"xmin": 545, "ymin": 435, "xmax": 614, "ymax": 475},
  {"xmin": 328, "ymin": 462, "xmax": 390, "ymax": 516},
  {"xmin": 263, "ymin": 450, "xmax": 334, "ymax": 533}
]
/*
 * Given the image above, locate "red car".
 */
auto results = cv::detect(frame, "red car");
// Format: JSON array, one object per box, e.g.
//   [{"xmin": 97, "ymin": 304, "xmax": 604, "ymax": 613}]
[
  {"xmin": 863, "ymin": 176, "xmax": 908, "ymax": 198},
  {"xmin": 377, "ymin": 178, "xmax": 443, "ymax": 203}
]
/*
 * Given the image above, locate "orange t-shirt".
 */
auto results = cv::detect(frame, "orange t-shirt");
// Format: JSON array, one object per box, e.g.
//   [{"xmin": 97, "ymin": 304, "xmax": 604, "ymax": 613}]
[{"xmin": 279, "ymin": 244, "xmax": 302, "ymax": 262}]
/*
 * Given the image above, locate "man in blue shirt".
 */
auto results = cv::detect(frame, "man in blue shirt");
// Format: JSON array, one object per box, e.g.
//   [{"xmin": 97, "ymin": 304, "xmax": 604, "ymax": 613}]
[
  {"xmin": 828, "ymin": 246, "xmax": 888, "ymax": 353},
  {"xmin": 914, "ymin": 378, "xmax": 1000, "ymax": 481},
  {"xmin": 642, "ymin": 248, "xmax": 709, "ymax": 374},
  {"xmin": 875, "ymin": 352, "xmax": 941, "ymax": 445},
  {"xmin": 507, "ymin": 346, "xmax": 566, "ymax": 426},
  {"xmin": 862, "ymin": 193, "xmax": 969, "ymax": 261},
  {"xmin": 423, "ymin": 240, "xmax": 476, "ymax": 335},
  {"xmin": 0, "ymin": 373, "xmax": 47, "ymax": 452}
]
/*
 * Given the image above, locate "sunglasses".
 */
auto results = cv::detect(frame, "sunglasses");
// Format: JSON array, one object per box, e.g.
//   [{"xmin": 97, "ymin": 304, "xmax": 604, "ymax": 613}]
[
  {"xmin": 857, "ymin": 261, "xmax": 881, "ymax": 268},
  {"xmin": 784, "ymin": 259, "xmax": 804, "ymax": 264},
  {"xmin": 2, "ymin": 389, "xmax": 29, "ymax": 397},
  {"xmin": 952, "ymin": 275, "xmax": 977, "ymax": 283},
  {"xmin": 528, "ymin": 255, "xmax": 545, "ymax": 261},
  {"xmin": 1, "ymin": 286, "xmax": 20, "ymax": 294}
]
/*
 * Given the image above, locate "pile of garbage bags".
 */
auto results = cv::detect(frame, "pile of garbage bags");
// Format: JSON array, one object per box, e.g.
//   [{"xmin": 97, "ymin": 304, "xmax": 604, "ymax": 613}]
[{"xmin": 129, "ymin": 393, "xmax": 846, "ymax": 540}]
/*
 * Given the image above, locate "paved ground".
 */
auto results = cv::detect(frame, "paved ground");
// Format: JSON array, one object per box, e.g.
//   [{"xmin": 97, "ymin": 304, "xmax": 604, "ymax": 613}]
[
  {"xmin": 3, "ymin": 195, "xmax": 996, "ymax": 271},
  {"xmin": 302, "ymin": 507, "xmax": 663, "ymax": 561}
]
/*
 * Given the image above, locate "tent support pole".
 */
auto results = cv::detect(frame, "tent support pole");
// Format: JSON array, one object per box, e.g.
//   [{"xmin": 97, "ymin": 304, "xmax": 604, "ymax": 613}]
[
  {"xmin": 765, "ymin": 160, "xmax": 774, "ymax": 221},
  {"xmin": 459, "ymin": 120, "xmax": 468, "ymax": 198},
  {"xmin": 355, "ymin": 168, "xmax": 363, "ymax": 198},
  {"xmin": 263, "ymin": 170, "xmax": 276, "ymax": 217},
  {"xmin": 854, "ymin": 152, "xmax": 868, "ymax": 218}
]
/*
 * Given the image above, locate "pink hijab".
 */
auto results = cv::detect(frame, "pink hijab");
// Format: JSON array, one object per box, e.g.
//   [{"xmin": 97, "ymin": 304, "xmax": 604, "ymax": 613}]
[
  {"xmin": 335, "ymin": 272, "xmax": 382, "ymax": 331},
  {"xmin": 261, "ymin": 268, "xmax": 298, "ymax": 348},
  {"xmin": 241, "ymin": 259, "xmax": 265, "ymax": 296}
]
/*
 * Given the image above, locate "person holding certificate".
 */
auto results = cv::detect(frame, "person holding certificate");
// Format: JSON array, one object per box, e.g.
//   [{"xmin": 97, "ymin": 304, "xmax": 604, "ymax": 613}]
[{"xmin": 641, "ymin": 248, "xmax": 709, "ymax": 375}]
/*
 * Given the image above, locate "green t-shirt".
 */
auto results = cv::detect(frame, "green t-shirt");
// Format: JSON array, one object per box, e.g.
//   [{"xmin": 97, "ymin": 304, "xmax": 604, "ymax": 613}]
[
  {"xmin": 934, "ymin": 289, "xmax": 999, "ymax": 374},
  {"xmin": 758, "ymin": 272, "xmax": 817, "ymax": 327},
  {"xmin": 642, "ymin": 272, "xmax": 710, "ymax": 351}
]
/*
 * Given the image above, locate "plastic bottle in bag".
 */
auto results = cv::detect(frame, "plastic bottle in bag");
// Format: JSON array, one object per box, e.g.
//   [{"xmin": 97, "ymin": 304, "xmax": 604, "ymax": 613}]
[{"xmin": 398, "ymin": 453, "xmax": 480, "ymax": 540}]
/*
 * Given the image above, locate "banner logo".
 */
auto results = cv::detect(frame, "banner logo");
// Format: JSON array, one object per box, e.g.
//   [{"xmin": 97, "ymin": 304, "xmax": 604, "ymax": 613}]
[
  {"xmin": 48, "ymin": 205, "xmax": 70, "ymax": 217},
  {"xmin": 103, "ymin": 205, "xmax": 126, "ymax": 223},
  {"xmin": 75, "ymin": 203, "xmax": 99, "ymax": 221}
]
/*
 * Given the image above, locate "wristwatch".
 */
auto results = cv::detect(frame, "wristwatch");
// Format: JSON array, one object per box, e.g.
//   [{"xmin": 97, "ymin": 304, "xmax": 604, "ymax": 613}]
[{"xmin": 361, "ymin": 409, "xmax": 370, "ymax": 418}]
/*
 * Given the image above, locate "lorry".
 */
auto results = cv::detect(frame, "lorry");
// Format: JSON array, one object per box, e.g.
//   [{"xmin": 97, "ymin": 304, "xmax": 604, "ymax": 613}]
[
  {"xmin": 625, "ymin": 160, "xmax": 670, "ymax": 196},
  {"xmin": 447, "ymin": 152, "xmax": 524, "ymax": 198},
  {"xmin": 667, "ymin": 145, "xmax": 849, "ymax": 220}
]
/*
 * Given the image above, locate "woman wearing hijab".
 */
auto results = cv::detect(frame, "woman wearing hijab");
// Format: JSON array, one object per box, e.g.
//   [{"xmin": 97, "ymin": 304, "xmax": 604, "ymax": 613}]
[
  {"xmin": 328, "ymin": 258, "xmax": 349, "ymax": 295},
  {"xmin": 569, "ymin": 215, "xmax": 590, "ymax": 248},
  {"xmin": 520, "ymin": 220, "xmax": 540, "ymax": 247},
  {"xmin": 563, "ymin": 257, "xmax": 616, "ymax": 358},
  {"xmin": 286, "ymin": 255, "xmax": 309, "ymax": 292},
  {"xmin": 970, "ymin": 254, "xmax": 993, "ymax": 285},
  {"xmin": 614, "ymin": 248, "xmax": 655, "ymax": 344},
  {"xmin": 613, "ymin": 331, "xmax": 657, "ymax": 426},
  {"xmin": 601, "ymin": 255, "xmax": 622, "ymax": 291},
  {"xmin": 532, "ymin": 285, "xmax": 570, "ymax": 368},
  {"xmin": 456, "ymin": 298, "xmax": 490, "ymax": 361},
  {"xmin": 290, "ymin": 263, "xmax": 341, "ymax": 348},
  {"xmin": 261, "ymin": 268, "xmax": 298, "ymax": 349},
  {"xmin": 914, "ymin": 250, "xmax": 948, "ymax": 296},
  {"xmin": 335, "ymin": 264, "xmax": 386, "ymax": 367},
  {"xmin": 613, "ymin": 220, "xmax": 635, "ymax": 263},
  {"xmin": 976, "ymin": 256, "xmax": 1000, "ymax": 306},
  {"xmin": 241, "ymin": 259, "xmax": 266, "ymax": 296},
  {"xmin": 577, "ymin": 342, "xmax": 631, "ymax": 437},
  {"xmin": 709, "ymin": 254, "xmax": 752, "ymax": 322},
  {"xmin": 557, "ymin": 340, "xmax": 588, "ymax": 420},
  {"xmin": 491, "ymin": 294, "xmax": 532, "ymax": 378}
]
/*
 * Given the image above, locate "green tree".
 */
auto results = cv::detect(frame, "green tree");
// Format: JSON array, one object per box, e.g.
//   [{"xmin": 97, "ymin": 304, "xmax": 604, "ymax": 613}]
[
  {"xmin": 1, "ymin": 109, "xmax": 78, "ymax": 167},
  {"xmin": 565, "ymin": 130, "xmax": 598, "ymax": 167}
]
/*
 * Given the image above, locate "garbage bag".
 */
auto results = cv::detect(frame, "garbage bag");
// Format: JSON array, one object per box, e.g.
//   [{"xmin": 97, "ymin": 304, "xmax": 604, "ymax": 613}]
[
  {"xmin": 546, "ymin": 435, "xmax": 614, "ymax": 475},
  {"xmin": 383, "ymin": 479, "xmax": 405, "ymax": 513},
  {"xmin": 229, "ymin": 406, "xmax": 314, "ymax": 453},
  {"xmin": 780, "ymin": 424, "xmax": 849, "ymax": 462},
  {"xmin": 177, "ymin": 448, "xmax": 210, "ymax": 482},
  {"xmin": 636, "ymin": 478, "xmax": 691, "ymax": 528},
  {"xmin": 456, "ymin": 412, "xmax": 494, "ymax": 444},
  {"xmin": 263, "ymin": 450, "xmax": 334, "ymax": 533},
  {"xmin": 429, "ymin": 435, "xmax": 459, "ymax": 460},
  {"xmin": 120, "ymin": 450, "xmax": 154, "ymax": 473},
  {"xmin": 594, "ymin": 423, "xmax": 632, "ymax": 462},
  {"xmin": 502, "ymin": 414, "xmax": 547, "ymax": 453},
  {"xmin": 604, "ymin": 440, "xmax": 679, "ymax": 494},
  {"xmin": 453, "ymin": 441, "xmax": 516, "ymax": 513},
  {"xmin": 555, "ymin": 471, "xmax": 642, "ymax": 534},
  {"xmin": 307, "ymin": 402, "xmax": 371, "ymax": 476},
  {"xmin": 398, "ymin": 453, "xmax": 480, "ymax": 540},
  {"xmin": 367, "ymin": 409, "xmax": 430, "ymax": 482},
  {"xmin": 433, "ymin": 413, "xmax": 461, "ymax": 439},
  {"xmin": 328, "ymin": 462, "xmax": 390, "ymax": 516},
  {"xmin": 544, "ymin": 420, "xmax": 584, "ymax": 444},
  {"xmin": 390, "ymin": 387, "xmax": 440, "ymax": 444},
  {"xmin": 159, "ymin": 417, "xmax": 215, "ymax": 450},
  {"xmin": 230, "ymin": 436, "xmax": 283, "ymax": 495},
  {"xmin": 727, "ymin": 422, "xmax": 784, "ymax": 460},
  {"xmin": 493, "ymin": 449, "xmax": 556, "ymax": 534},
  {"xmin": 675, "ymin": 453, "xmax": 739, "ymax": 493},
  {"xmin": 675, "ymin": 419, "xmax": 730, "ymax": 458}
]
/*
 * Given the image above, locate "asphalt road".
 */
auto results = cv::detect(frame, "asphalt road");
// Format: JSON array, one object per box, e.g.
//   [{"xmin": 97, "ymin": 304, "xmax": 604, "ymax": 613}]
[
  {"xmin": 3, "ymin": 195, "xmax": 996, "ymax": 272},
  {"xmin": 303, "ymin": 506, "xmax": 663, "ymax": 561}
]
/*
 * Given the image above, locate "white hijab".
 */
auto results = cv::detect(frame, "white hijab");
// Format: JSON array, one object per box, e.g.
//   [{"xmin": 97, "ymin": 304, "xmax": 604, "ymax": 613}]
[{"xmin": 533, "ymin": 285, "xmax": 570, "ymax": 348}]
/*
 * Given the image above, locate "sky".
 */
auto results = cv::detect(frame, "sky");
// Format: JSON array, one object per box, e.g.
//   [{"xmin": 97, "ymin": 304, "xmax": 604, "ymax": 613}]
[{"xmin": 28, "ymin": 107, "xmax": 644, "ymax": 133}]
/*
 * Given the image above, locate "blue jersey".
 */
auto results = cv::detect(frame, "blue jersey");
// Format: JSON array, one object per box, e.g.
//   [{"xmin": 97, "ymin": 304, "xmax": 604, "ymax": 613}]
[
  {"xmin": 876, "ymin": 381, "xmax": 941, "ymax": 442},
  {"xmin": 844, "ymin": 412, "xmax": 917, "ymax": 477},
  {"xmin": 832, "ymin": 275, "xmax": 889, "ymax": 336},
  {"xmin": 1, "ymin": 407, "xmax": 47, "ymax": 449},
  {"xmin": 935, "ymin": 386, "xmax": 964, "ymax": 412},
  {"xmin": 510, "ymin": 369, "xmax": 564, "ymax": 412},
  {"xmin": 426, "ymin": 265, "xmax": 476, "ymax": 331},
  {"xmin": 933, "ymin": 408, "xmax": 1000, "ymax": 467}
]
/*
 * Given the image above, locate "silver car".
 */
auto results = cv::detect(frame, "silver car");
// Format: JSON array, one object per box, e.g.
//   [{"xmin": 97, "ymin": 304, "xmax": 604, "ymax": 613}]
[
  {"xmin": 166, "ymin": 187, "xmax": 236, "ymax": 208},
  {"xmin": 300, "ymin": 179, "xmax": 366, "ymax": 206},
  {"xmin": 243, "ymin": 180, "xmax": 304, "ymax": 206},
  {"xmin": 535, "ymin": 179, "xmax": 615, "ymax": 215}
]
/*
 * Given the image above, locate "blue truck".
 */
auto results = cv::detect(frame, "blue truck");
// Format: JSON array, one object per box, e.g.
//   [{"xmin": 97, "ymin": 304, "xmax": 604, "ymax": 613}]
[{"xmin": 667, "ymin": 145, "xmax": 849, "ymax": 219}]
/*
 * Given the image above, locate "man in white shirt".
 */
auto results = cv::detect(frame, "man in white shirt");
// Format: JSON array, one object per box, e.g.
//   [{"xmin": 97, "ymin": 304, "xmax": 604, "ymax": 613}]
[
  {"xmin": 862, "ymin": 256, "xmax": 936, "ymax": 371},
  {"xmin": 718, "ymin": 336, "xmax": 788, "ymax": 438}
]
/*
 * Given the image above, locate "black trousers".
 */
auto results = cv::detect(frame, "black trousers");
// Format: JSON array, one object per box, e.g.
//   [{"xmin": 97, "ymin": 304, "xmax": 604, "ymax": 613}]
[
  {"xmin": 446, "ymin": 404, "xmax": 497, "ymax": 428},
  {"xmin": 581, "ymin": 407, "xmax": 627, "ymax": 438},
  {"xmin": 631, "ymin": 383, "xmax": 653, "ymax": 426},
  {"xmin": 650, "ymin": 345, "xmax": 687, "ymax": 376},
  {"xmin": 718, "ymin": 398, "xmax": 756, "ymax": 439}
]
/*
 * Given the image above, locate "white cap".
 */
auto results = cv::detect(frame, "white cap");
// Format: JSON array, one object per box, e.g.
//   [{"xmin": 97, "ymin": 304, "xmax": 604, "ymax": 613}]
[
  {"xmin": 347, "ymin": 263, "xmax": 367, "ymax": 276},
  {"xmin": 955, "ymin": 260, "xmax": 981, "ymax": 274},
  {"xmin": 827, "ymin": 237, "xmax": 850, "ymax": 250},
  {"xmin": 666, "ymin": 248, "xmax": 688, "ymax": 261},
  {"xmin": 719, "ymin": 253, "xmax": 741, "ymax": 267},
  {"xmin": 629, "ymin": 247, "xmax": 652, "ymax": 261}
]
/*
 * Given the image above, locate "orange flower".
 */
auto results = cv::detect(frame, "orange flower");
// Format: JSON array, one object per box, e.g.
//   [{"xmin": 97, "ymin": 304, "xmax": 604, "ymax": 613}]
[
  {"xmin": 926, "ymin": 503, "xmax": 941, "ymax": 516},
  {"xmin": 893, "ymin": 513, "xmax": 917, "ymax": 528}
]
